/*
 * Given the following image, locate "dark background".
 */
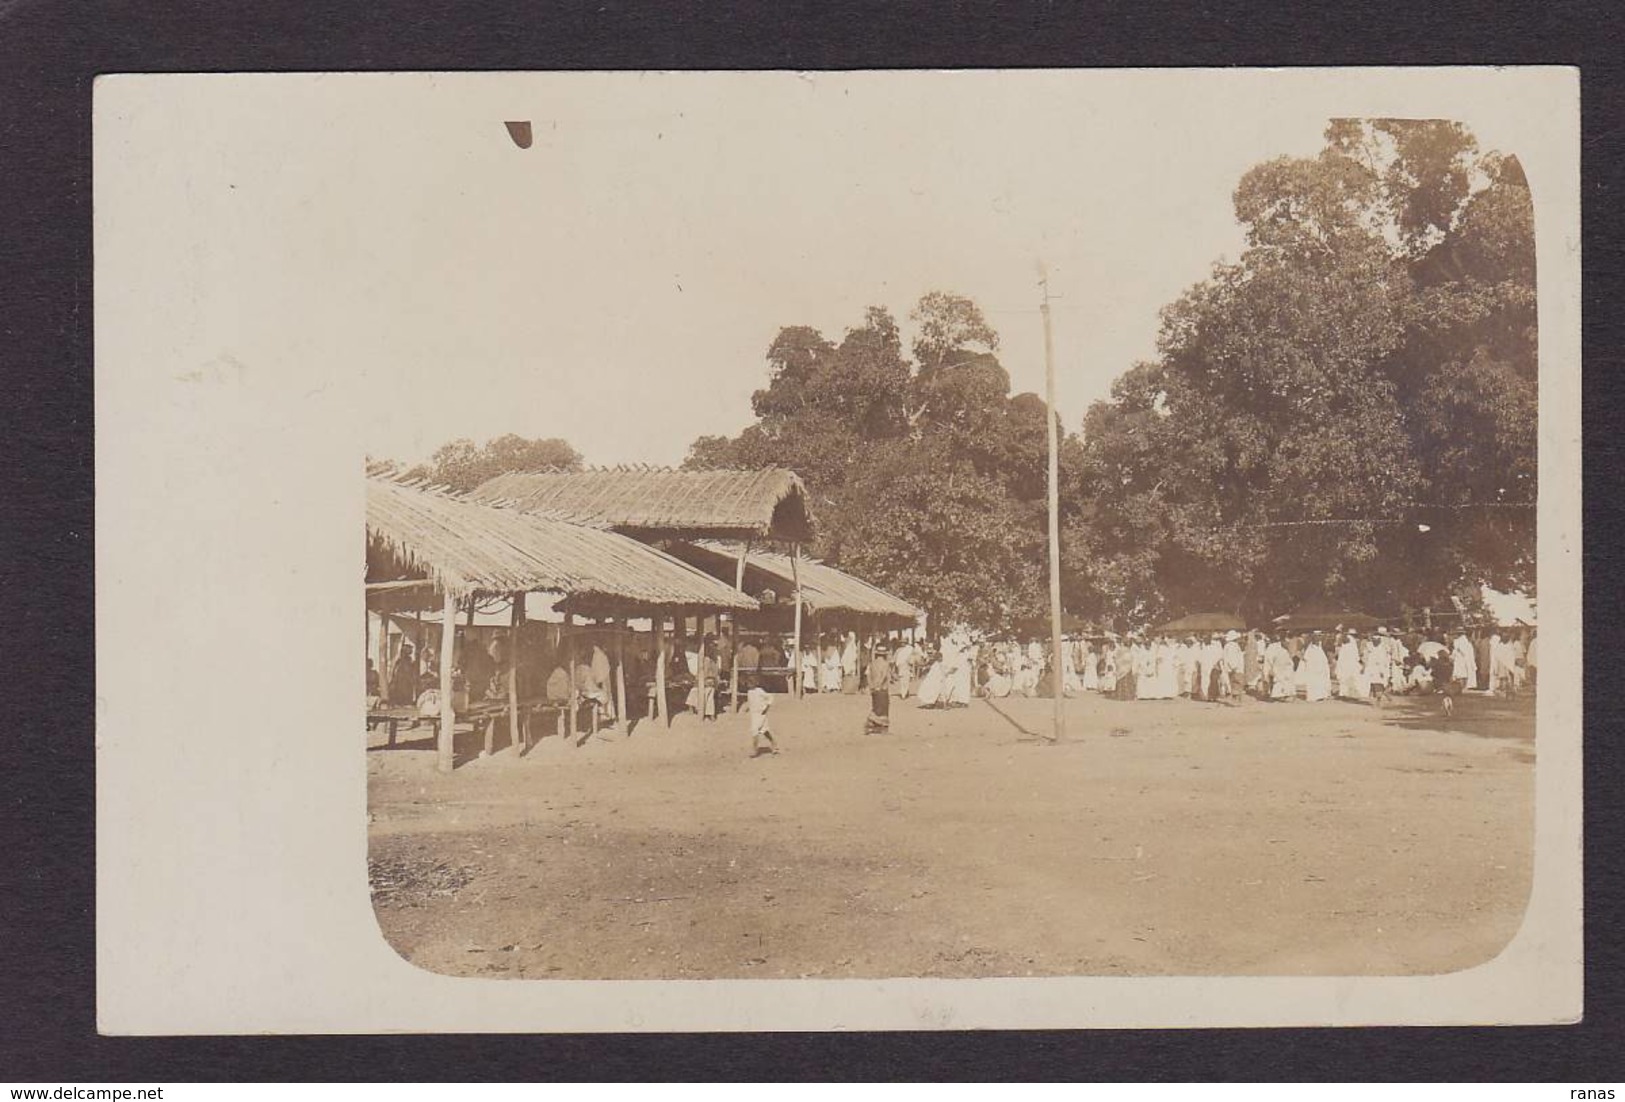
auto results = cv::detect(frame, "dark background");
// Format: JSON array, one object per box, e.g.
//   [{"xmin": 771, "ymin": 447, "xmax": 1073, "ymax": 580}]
[{"xmin": 0, "ymin": 0, "xmax": 1620, "ymax": 1082}]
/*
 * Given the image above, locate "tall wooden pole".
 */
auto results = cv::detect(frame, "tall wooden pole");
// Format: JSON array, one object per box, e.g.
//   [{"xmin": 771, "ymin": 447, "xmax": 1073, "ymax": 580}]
[
  {"xmin": 1041, "ymin": 269, "xmax": 1064, "ymax": 744},
  {"xmin": 508, "ymin": 592, "xmax": 524, "ymax": 754},
  {"xmin": 437, "ymin": 591, "xmax": 457, "ymax": 772},
  {"xmin": 654, "ymin": 618, "xmax": 669, "ymax": 727},
  {"xmin": 731, "ymin": 541, "xmax": 750, "ymax": 712},
  {"xmin": 791, "ymin": 542, "xmax": 804, "ymax": 700}
]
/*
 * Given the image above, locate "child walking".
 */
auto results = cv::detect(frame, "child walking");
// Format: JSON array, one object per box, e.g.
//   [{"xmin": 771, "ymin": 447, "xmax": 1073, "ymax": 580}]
[{"xmin": 747, "ymin": 683, "xmax": 779, "ymax": 758}]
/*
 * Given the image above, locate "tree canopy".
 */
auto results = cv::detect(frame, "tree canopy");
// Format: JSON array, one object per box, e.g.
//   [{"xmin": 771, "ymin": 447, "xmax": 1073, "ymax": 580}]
[
  {"xmin": 404, "ymin": 433, "xmax": 583, "ymax": 493},
  {"xmin": 685, "ymin": 292, "xmax": 1065, "ymax": 634},
  {"xmin": 691, "ymin": 121, "xmax": 1535, "ymax": 633},
  {"xmin": 1069, "ymin": 119, "xmax": 1535, "ymax": 626}
]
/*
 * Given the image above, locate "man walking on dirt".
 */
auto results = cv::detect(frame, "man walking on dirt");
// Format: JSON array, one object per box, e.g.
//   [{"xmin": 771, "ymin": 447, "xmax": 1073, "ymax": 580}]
[{"xmin": 866, "ymin": 644, "xmax": 894, "ymax": 734}]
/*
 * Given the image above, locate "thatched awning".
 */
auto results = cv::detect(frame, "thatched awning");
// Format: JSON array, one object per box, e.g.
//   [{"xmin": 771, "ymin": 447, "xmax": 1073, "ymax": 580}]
[
  {"xmin": 667, "ymin": 540, "xmax": 922, "ymax": 627},
  {"xmin": 366, "ymin": 478, "xmax": 758, "ymax": 616},
  {"xmin": 468, "ymin": 466, "xmax": 814, "ymax": 543}
]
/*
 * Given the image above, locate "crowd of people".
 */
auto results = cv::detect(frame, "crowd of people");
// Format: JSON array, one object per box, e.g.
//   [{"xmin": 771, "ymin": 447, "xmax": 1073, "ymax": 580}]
[
  {"xmin": 879, "ymin": 624, "xmax": 1536, "ymax": 714},
  {"xmin": 371, "ymin": 616, "xmax": 1536, "ymax": 744}
]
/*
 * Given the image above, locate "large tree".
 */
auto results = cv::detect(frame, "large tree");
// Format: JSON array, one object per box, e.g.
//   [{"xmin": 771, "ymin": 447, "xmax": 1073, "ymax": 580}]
[
  {"xmin": 686, "ymin": 292, "xmax": 1062, "ymax": 633},
  {"xmin": 1074, "ymin": 119, "xmax": 1536, "ymax": 624}
]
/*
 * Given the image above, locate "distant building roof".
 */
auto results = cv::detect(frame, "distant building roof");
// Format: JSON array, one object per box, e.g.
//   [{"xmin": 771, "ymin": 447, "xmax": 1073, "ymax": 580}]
[
  {"xmin": 468, "ymin": 466, "xmax": 814, "ymax": 543},
  {"xmin": 670, "ymin": 540, "xmax": 922, "ymax": 626}
]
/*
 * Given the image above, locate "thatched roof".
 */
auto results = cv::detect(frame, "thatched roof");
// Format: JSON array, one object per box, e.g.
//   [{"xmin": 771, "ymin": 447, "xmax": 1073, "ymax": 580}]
[
  {"xmin": 467, "ymin": 466, "xmax": 814, "ymax": 542},
  {"xmin": 1154, "ymin": 612, "xmax": 1247, "ymax": 635},
  {"xmin": 668, "ymin": 540, "xmax": 922, "ymax": 626},
  {"xmin": 1270, "ymin": 606, "xmax": 1382, "ymax": 632},
  {"xmin": 366, "ymin": 478, "xmax": 757, "ymax": 615}
]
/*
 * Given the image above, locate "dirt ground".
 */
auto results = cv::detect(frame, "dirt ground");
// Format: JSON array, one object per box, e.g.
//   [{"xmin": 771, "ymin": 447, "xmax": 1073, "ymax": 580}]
[{"xmin": 366, "ymin": 686, "xmax": 1534, "ymax": 980}]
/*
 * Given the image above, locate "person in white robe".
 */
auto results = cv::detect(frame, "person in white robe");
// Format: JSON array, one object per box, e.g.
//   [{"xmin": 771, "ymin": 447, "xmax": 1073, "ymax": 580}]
[
  {"xmin": 1335, "ymin": 632, "xmax": 1366, "ymax": 699},
  {"xmin": 945, "ymin": 634, "xmax": 974, "ymax": 706},
  {"xmin": 820, "ymin": 641, "xmax": 842, "ymax": 693},
  {"xmin": 1363, "ymin": 631, "xmax": 1392, "ymax": 704},
  {"xmin": 1489, "ymin": 632, "xmax": 1518, "ymax": 695},
  {"xmin": 1301, "ymin": 635, "xmax": 1332, "ymax": 701},
  {"xmin": 1509, "ymin": 632, "xmax": 1528, "ymax": 690},
  {"xmin": 1451, "ymin": 631, "xmax": 1478, "ymax": 690},
  {"xmin": 1265, "ymin": 635, "xmax": 1296, "ymax": 700},
  {"xmin": 1133, "ymin": 641, "xmax": 1155, "ymax": 700},
  {"xmin": 1062, "ymin": 641, "xmax": 1082, "ymax": 695},
  {"xmin": 915, "ymin": 647, "xmax": 945, "ymax": 707},
  {"xmin": 1221, "ymin": 631, "xmax": 1245, "ymax": 701},
  {"xmin": 800, "ymin": 646, "xmax": 819, "ymax": 693},
  {"xmin": 892, "ymin": 642, "xmax": 916, "ymax": 698},
  {"xmin": 1388, "ymin": 636, "xmax": 1410, "ymax": 693},
  {"xmin": 1099, "ymin": 642, "xmax": 1119, "ymax": 695},
  {"xmin": 1152, "ymin": 638, "xmax": 1177, "ymax": 699},
  {"xmin": 1082, "ymin": 643, "xmax": 1100, "ymax": 692}
]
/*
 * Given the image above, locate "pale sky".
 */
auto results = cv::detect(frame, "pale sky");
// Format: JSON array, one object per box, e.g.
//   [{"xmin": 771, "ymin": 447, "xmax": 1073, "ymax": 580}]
[{"xmin": 97, "ymin": 70, "xmax": 1535, "ymax": 468}]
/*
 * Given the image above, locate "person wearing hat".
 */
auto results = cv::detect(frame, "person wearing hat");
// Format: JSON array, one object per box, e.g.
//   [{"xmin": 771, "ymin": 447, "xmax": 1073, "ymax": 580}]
[
  {"xmin": 1363, "ymin": 627, "xmax": 1392, "ymax": 706},
  {"xmin": 1198, "ymin": 633, "xmax": 1222, "ymax": 702},
  {"xmin": 1221, "ymin": 630, "xmax": 1245, "ymax": 702},
  {"xmin": 865, "ymin": 643, "xmax": 894, "ymax": 733}
]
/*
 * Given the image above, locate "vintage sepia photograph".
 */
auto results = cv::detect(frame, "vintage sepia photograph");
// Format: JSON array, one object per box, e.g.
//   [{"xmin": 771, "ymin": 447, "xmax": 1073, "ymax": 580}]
[
  {"xmin": 93, "ymin": 68, "xmax": 1580, "ymax": 1032},
  {"xmin": 358, "ymin": 84, "xmax": 1539, "ymax": 981}
]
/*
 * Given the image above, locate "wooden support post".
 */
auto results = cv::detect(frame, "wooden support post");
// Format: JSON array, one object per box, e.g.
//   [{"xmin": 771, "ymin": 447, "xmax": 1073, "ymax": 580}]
[
  {"xmin": 654, "ymin": 618, "xmax": 669, "ymax": 727},
  {"xmin": 374, "ymin": 611, "xmax": 391, "ymax": 706},
  {"xmin": 615, "ymin": 623, "xmax": 629, "ymax": 735},
  {"xmin": 508, "ymin": 591, "xmax": 524, "ymax": 754},
  {"xmin": 791, "ymin": 542, "xmax": 803, "ymax": 700},
  {"xmin": 697, "ymin": 632, "xmax": 708, "ymax": 719},
  {"xmin": 437, "ymin": 591, "xmax": 457, "ymax": 773},
  {"xmin": 565, "ymin": 613, "xmax": 578, "ymax": 742}
]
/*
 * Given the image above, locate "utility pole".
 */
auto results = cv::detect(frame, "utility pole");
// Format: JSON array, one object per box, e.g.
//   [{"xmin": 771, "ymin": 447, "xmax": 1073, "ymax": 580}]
[{"xmin": 1040, "ymin": 266, "xmax": 1064, "ymax": 744}]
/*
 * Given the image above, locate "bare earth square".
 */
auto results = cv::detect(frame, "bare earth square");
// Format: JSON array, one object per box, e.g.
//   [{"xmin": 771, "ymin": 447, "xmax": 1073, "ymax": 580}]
[{"xmin": 367, "ymin": 690, "xmax": 1533, "ymax": 979}]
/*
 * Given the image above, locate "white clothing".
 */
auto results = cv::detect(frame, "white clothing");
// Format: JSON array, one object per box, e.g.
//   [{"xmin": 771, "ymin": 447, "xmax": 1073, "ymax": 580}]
[
  {"xmin": 1335, "ymin": 640, "xmax": 1366, "ymax": 698},
  {"xmin": 1451, "ymin": 634, "xmax": 1478, "ymax": 687},
  {"xmin": 1302, "ymin": 643, "xmax": 1332, "ymax": 701}
]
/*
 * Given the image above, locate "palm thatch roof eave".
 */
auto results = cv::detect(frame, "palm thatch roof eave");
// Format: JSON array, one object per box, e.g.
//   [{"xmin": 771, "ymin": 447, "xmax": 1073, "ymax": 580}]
[
  {"xmin": 365, "ymin": 477, "xmax": 758, "ymax": 612},
  {"xmin": 673, "ymin": 540, "xmax": 922, "ymax": 625}
]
